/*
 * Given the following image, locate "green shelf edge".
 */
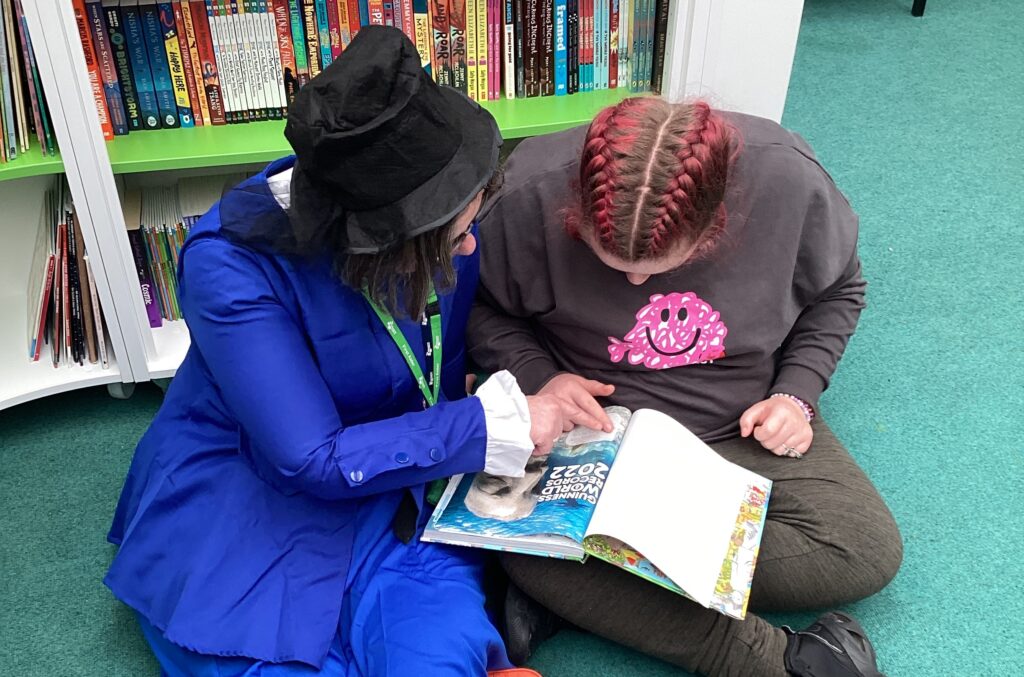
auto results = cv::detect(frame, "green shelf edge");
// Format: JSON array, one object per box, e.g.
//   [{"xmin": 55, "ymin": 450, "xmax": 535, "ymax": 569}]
[
  {"xmin": 0, "ymin": 140, "xmax": 63, "ymax": 182},
  {"xmin": 104, "ymin": 89, "xmax": 640, "ymax": 175}
]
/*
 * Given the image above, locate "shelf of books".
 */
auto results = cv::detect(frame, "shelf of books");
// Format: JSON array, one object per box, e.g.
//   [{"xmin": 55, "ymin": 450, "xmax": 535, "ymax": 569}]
[{"xmin": 0, "ymin": 175, "xmax": 121, "ymax": 410}]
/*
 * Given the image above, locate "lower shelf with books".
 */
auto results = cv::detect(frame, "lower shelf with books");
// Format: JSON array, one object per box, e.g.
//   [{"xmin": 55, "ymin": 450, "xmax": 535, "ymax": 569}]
[{"xmin": 0, "ymin": 330, "xmax": 120, "ymax": 410}]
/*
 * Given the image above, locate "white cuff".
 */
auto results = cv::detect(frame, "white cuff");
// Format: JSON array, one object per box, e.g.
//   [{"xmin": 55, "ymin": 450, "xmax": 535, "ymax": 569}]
[{"xmin": 475, "ymin": 370, "xmax": 534, "ymax": 477}]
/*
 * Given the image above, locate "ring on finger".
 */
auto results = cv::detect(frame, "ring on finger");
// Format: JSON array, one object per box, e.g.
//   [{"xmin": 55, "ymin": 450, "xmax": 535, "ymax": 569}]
[{"xmin": 783, "ymin": 446, "xmax": 803, "ymax": 459}]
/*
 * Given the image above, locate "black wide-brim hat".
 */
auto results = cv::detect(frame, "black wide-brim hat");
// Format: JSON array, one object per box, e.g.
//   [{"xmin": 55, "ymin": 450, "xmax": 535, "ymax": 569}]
[{"xmin": 285, "ymin": 26, "xmax": 502, "ymax": 254}]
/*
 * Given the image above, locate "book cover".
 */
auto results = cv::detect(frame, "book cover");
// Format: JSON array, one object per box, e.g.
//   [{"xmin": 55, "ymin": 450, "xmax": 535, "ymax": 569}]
[
  {"xmin": 430, "ymin": 0, "xmax": 452, "ymax": 86},
  {"xmin": 102, "ymin": 0, "xmax": 144, "ymax": 131},
  {"xmin": 85, "ymin": 0, "xmax": 130, "ymax": 135},
  {"xmin": 189, "ymin": 0, "xmax": 226, "ymax": 123},
  {"xmin": 172, "ymin": 0, "xmax": 205, "ymax": 124},
  {"xmin": 553, "ymin": 0, "xmax": 565, "ymax": 95},
  {"xmin": 123, "ymin": 187, "xmax": 163, "ymax": 328},
  {"xmin": 425, "ymin": 407, "xmax": 773, "ymax": 620},
  {"xmin": 72, "ymin": 0, "xmax": 115, "ymax": 139},
  {"xmin": 270, "ymin": 0, "xmax": 298, "ymax": 104},
  {"xmin": 449, "ymin": 0, "xmax": 467, "ymax": 93}
]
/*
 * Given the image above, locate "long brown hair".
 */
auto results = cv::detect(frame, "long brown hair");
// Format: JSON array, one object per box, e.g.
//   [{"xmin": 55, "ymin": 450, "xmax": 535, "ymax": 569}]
[
  {"xmin": 340, "ymin": 169, "xmax": 504, "ymax": 318},
  {"xmin": 565, "ymin": 98, "xmax": 738, "ymax": 262}
]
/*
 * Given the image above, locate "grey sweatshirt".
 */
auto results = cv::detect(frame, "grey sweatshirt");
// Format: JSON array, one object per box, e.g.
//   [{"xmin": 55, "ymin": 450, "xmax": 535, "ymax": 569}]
[{"xmin": 468, "ymin": 113, "xmax": 865, "ymax": 443}]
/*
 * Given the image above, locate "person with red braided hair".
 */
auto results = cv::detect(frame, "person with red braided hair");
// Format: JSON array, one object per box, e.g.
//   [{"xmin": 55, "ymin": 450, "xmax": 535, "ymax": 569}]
[{"xmin": 468, "ymin": 97, "xmax": 903, "ymax": 677}]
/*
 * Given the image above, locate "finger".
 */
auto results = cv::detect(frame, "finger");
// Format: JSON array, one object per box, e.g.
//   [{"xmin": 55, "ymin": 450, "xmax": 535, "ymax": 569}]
[
  {"xmin": 760, "ymin": 423, "xmax": 795, "ymax": 452},
  {"xmin": 561, "ymin": 401, "xmax": 607, "ymax": 432},
  {"xmin": 739, "ymin": 402, "xmax": 767, "ymax": 437},
  {"xmin": 752, "ymin": 415, "xmax": 783, "ymax": 444},
  {"xmin": 582, "ymin": 379, "xmax": 616, "ymax": 397},
  {"xmin": 572, "ymin": 391, "xmax": 614, "ymax": 431}
]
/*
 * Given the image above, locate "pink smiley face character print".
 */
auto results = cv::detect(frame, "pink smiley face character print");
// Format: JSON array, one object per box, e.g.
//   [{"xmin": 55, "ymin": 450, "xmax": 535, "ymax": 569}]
[{"xmin": 608, "ymin": 292, "xmax": 728, "ymax": 369}]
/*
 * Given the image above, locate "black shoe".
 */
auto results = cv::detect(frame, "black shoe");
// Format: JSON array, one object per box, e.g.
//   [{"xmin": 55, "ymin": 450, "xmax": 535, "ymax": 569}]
[
  {"xmin": 502, "ymin": 582, "xmax": 564, "ymax": 666},
  {"xmin": 784, "ymin": 612, "xmax": 886, "ymax": 677}
]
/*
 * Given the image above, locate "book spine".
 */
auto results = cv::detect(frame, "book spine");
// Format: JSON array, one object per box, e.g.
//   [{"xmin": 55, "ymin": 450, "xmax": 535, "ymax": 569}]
[
  {"xmin": 237, "ymin": 1, "xmax": 265, "ymax": 119},
  {"xmin": 157, "ymin": 1, "xmax": 194, "ymax": 125},
  {"xmin": 381, "ymin": 0, "xmax": 393, "ymax": 25},
  {"xmin": 336, "ymin": 0, "xmax": 352, "ymax": 49},
  {"xmin": 14, "ymin": 0, "xmax": 55, "ymax": 154},
  {"xmin": 173, "ymin": 0, "xmax": 204, "ymax": 124},
  {"xmin": 287, "ymin": 0, "xmax": 309, "ymax": 87},
  {"xmin": 600, "ymin": 0, "xmax": 608, "ymax": 90},
  {"xmin": 0, "ymin": 0, "xmax": 14, "ymax": 159},
  {"xmin": 512, "ymin": 0, "xmax": 523, "ymax": 97},
  {"xmin": 465, "ymin": 0, "xmax": 476, "ymax": 100},
  {"xmin": 412, "ymin": 0, "xmax": 431, "ymax": 72},
  {"xmin": 367, "ymin": 0, "xmax": 383, "ymax": 25},
  {"xmin": 502, "ymin": 0, "xmax": 512, "ymax": 99},
  {"xmin": 476, "ymin": 0, "xmax": 486, "ymax": 99},
  {"xmin": 60, "ymin": 220, "xmax": 71, "ymax": 360},
  {"xmin": 270, "ymin": 0, "xmax": 298, "ymax": 104},
  {"xmin": 399, "ymin": 0, "xmax": 413, "ymax": 43},
  {"xmin": 313, "ymin": 0, "xmax": 333, "ymax": 68},
  {"xmin": 629, "ymin": 0, "xmax": 638, "ymax": 91},
  {"xmin": 257, "ymin": 0, "xmax": 282, "ymax": 117},
  {"xmin": 539, "ymin": 0, "xmax": 551, "ymax": 95},
  {"xmin": 449, "ymin": 0, "xmax": 466, "ymax": 93},
  {"xmin": 65, "ymin": 205, "xmax": 84, "ymax": 364},
  {"xmin": 644, "ymin": 0, "xmax": 654, "ymax": 91},
  {"xmin": 31, "ymin": 256, "xmax": 56, "ymax": 361},
  {"xmin": 86, "ymin": 0, "xmax": 130, "ymax": 135},
  {"xmin": 553, "ymin": 0, "xmax": 565, "ymax": 95},
  {"xmin": 324, "ymin": 0, "xmax": 340, "ymax": 59},
  {"xmin": 650, "ymin": 0, "xmax": 666, "ymax": 93},
  {"xmin": 127, "ymin": 228, "xmax": 163, "ymax": 327},
  {"xmin": 264, "ymin": 0, "xmax": 287, "ymax": 116},
  {"xmin": 190, "ymin": 0, "xmax": 226, "ymax": 122},
  {"xmin": 125, "ymin": 2, "xmax": 161, "ymax": 129},
  {"xmin": 522, "ymin": 0, "xmax": 535, "ymax": 96},
  {"xmin": 356, "ymin": 0, "xmax": 369, "ymax": 27},
  {"xmin": 430, "ymin": 0, "xmax": 451, "ymax": 86},
  {"xmin": 207, "ymin": 0, "xmax": 236, "ymax": 121},
  {"xmin": 608, "ymin": 0, "xmax": 616, "ymax": 88},
  {"xmin": 104, "ymin": 2, "xmax": 143, "ymax": 131},
  {"xmin": 301, "ymin": 0, "xmax": 321, "ymax": 76},
  {"xmin": 617, "ymin": 0, "xmax": 627, "ymax": 92},
  {"xmin": 347, "ymin": 0, "xmax": 363, "ymax": 38},
  {"xmin": 568, "ymin": 0, "xmax": 576, "ymax": 93},
  {"xmin": 2, "ymin": 0, "xmax": 26, "ymax": 155},
  {"xmin": 84, "ymin": 255, "xmax": 110, "ymax": 368},
  {"xmin": 73, "ymin": 214, "xmax": 98, "ymax": 364},
  {"xmin": 72, "ymin": 0, "xmax": 115, "ymax": 140},
  {"xmin": 183, "ymin": 1, "xmax": 216, "ymax": 122}
]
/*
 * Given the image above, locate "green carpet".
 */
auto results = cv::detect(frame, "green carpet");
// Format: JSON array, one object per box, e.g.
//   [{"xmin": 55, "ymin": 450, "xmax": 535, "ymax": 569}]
[{"xmin": 2, "ymin": 1, "xmax": 1022, "ymax": 674}]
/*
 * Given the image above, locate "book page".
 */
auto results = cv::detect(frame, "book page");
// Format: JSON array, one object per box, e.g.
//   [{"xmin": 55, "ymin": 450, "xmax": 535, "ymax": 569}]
[
  {"xmin": 424, "ymin": 407, "xmax": 632, "ymax": 549},
  {"xmin": 585, "ymin": 408, "xmax": 770, "ymax": 610}
]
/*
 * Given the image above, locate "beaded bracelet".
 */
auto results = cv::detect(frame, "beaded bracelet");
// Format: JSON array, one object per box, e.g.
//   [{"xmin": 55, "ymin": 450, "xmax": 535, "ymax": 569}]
[{"xmin": 771, "ymin": 393, "xmax": 816, "ymax": 422}]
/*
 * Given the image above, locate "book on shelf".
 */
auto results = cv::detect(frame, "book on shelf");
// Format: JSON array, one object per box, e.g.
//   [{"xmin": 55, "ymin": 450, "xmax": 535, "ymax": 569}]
[
  {"xmin": 27, "ymin": 178, "xmax": 109, "ymax": 367},
  {"xmin": 423, "ymin": 405, "xmax": 772, "ymax": 620},
  {"xmin": 66, "ymin": 0, "xmax": 676, "ymax": 138}
]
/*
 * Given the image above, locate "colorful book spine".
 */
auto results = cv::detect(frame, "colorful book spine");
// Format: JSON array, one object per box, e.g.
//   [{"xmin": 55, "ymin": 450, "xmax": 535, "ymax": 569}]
[
  {"xmin": 121, "ymin": 0, "xmax": 161, "ymax": 129},
  {"xmin": 72, "ymin": 0, "xmax": 115, "ymax": 140},
  {"xmin": 617, "ymin": 0, "xmax": 627, "ymax": 91},
  {"xmin": 271, "ymin": 0, "xmax": 298, "ymax": 104},
  {"xmin": 430, "ymin": 0, "xmax": 451, "ymax": 86},
  {"xmin": 513, "ymin": 0, "xmax": 523, "ymax": 97},
  {"xmin": 301, "ymin": 0, "xmax": 321, "ymax": 76},
  {"xmin": 255, "ymin": 0, "xmax": 281, "ymax": 117},
  {"xmin": 567, "ymin": 0, "xmax": 576, "ymax": 93},
  {"xmin": 336, "ymin": 0, "xmax": 353, "ymax": 49},
  {"xmin": 324, "ymin": 0, "xmax": 341, "ymax": 59},
  {"xmin": 465, "ymin": 0, "xmax": 476, "ymax": 100},
  {"xmin": 553, "ymin": 0, "xmax": 565, "ymax": 95},
  {"xmin": 540, "ymin": 0, "xmax": 552, "ymax": 95},
  {"xmin": 313, "ymin": 0, "xmax": 332, "ymax": 68},
  {"xmin": 0, "ymin": 0, "xmax": 16, "ymax": 158},
  {"xmin": 600, "ymin": 0, "xmax": 608, "ymax": 90},
  {"xmin": 262, "ymin": 0, "xmax": 286, "ymax": 117},
  {"xmin": 608, "ymin": 0, "xmax": 617, "ymax": 87},
  {"xmin": 173, "ymin": 0, "xmax": 205, "ymax": 125},
  {"xmin": 502, "ymin": 0, "xmax": 513, "ymax": 99},
  {"xmin": 234, "ymin": 0, "xmax": 263, "ymax": 119},
  {"xmin": 102, "ymin": 0, "xmax": 143, "ymax": 131},
  {"xmin": 206, "ymin": 1, "xmax": 235, "ymax": 122},
  {"xmin": 127, "ymin": 227, "xmax": 163, "ymax": 328},
  {"xmin": 398, "ymin": 0, "xmax": 414, "ymax": 44},
  {"xmin": 412, "ymin": 0, "xmax": 432, "ymax": 72},
  {"xmin": 381, "ymin": 0, "xmax": 393, "ymax": 25},
  {"xmin": 449, "ymin": 0, "xmax": 467, "ymax": 93},
  {"xmin": 476, "ymin": 0, "xmax": 486, "ymax": 99},
  {"xmin": 86, "ymin": 0, "xmax": 130, "ymax": 135},
  {"xmin": 367, "ymin": 0, "xmax": 384, "ymax": 25},
  {"xmin": 347, "ymin": 0, "xmax": 363, "ymax": 38},
  {"xmin": 157, "ymin": 1, "xmax": 195, "ymax": 125},
  {"xmin": 190, "ymin": 0, "xmax": 226, "ymax": 123},
  {"xmin": 629, "ymin": 0, "xmax": 639, "ymax": 91},
  {"xmin": 287, "ymin": 0, "xmax": 309, "ymax": 87},
  {"xmin": 522, "ymin": 0, "xmax": 535, "ymax": 96}
]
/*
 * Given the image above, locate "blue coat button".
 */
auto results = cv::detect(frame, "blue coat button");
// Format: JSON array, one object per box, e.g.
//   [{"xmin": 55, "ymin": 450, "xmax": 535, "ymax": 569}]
[
  {"xmin": 349, "ymin": 470, "xmax": 364, "ymax": 483},
  {"xmin": 429, "ymin": 448, "xmax": 442, "ymax": 462},
  {"xmin": 395, "ymin": 452, "xmax": 410, "ymax": 464}
]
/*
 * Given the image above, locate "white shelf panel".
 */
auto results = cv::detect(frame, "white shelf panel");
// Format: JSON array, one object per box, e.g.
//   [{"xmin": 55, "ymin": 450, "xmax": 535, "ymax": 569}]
[
  {"xmin": 147, "ymin": 320, "xmax": 190, "ymax": 380},
  {"xmin": 0, "ymin": 338, "xmax": 121, "ymax": 411}
]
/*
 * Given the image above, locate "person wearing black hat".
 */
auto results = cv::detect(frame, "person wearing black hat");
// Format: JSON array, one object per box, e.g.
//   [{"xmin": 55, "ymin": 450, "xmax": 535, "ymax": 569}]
[{"xmin": 103, "ymin": 27, "xmax": 578, "ymax": 676}]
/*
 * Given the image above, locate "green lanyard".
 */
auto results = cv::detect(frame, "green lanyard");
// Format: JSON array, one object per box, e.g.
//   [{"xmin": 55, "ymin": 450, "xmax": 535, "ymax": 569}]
[{"xmin": 363, "ymin": 288, "xmax": 443, "ymax": 408}]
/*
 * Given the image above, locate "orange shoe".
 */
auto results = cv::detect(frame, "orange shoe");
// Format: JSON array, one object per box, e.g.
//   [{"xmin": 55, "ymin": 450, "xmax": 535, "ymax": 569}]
[{"xmin": 488, "ymin": 670, "xmax": 542, "ymax": 677}]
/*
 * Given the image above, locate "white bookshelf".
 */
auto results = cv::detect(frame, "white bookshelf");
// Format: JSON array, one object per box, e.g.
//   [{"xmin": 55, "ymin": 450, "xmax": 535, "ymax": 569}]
[{"xmin": 4, "ymin": 0, "xmax": 804, "ymax": 403}]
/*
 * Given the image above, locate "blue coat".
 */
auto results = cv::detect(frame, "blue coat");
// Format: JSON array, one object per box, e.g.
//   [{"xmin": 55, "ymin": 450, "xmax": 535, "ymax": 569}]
[{"xmin": 105, "ymin": 157, "xmax": 491, "ymax": 667}]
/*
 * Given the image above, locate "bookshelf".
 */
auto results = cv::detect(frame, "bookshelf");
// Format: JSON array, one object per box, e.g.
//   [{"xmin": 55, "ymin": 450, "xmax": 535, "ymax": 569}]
[
  {"xmin": 5, "ymin": 0, "xmax": 804, "ymax": 409},
  {"xmin": 0, "ymin": 142, "xmax": 63, "ymax": 182}
]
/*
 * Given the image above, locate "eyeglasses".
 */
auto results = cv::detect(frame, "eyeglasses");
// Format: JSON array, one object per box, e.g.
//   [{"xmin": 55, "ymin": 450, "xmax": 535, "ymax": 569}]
[{"xmin": 451, "ymin": 219, "xmax": 478, "ymax": 251}]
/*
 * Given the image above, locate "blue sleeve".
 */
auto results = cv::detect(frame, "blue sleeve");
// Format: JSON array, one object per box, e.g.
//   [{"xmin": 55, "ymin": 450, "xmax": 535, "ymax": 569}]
[{"xmin": 179, "ymin": 237, "xmax": 488, "ymax": 501}]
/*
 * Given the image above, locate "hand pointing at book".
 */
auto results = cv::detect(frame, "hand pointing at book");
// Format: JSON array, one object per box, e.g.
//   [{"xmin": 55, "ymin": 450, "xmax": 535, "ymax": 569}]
[{"xmin": 539, "ymin": 373, "xmax": 616, "ymax": 433}]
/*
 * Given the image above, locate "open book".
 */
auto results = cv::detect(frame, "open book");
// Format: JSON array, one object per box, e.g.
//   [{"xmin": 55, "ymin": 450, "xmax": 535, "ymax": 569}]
[{"xmin": 422, "ymin": 407, "xmax": 772, "ymax": 620}]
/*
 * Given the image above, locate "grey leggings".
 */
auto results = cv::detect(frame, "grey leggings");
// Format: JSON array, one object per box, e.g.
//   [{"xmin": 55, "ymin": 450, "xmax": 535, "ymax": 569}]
[{"xmin": 501, "ymin": 419, "xmax": 903, "ymax": 677}]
